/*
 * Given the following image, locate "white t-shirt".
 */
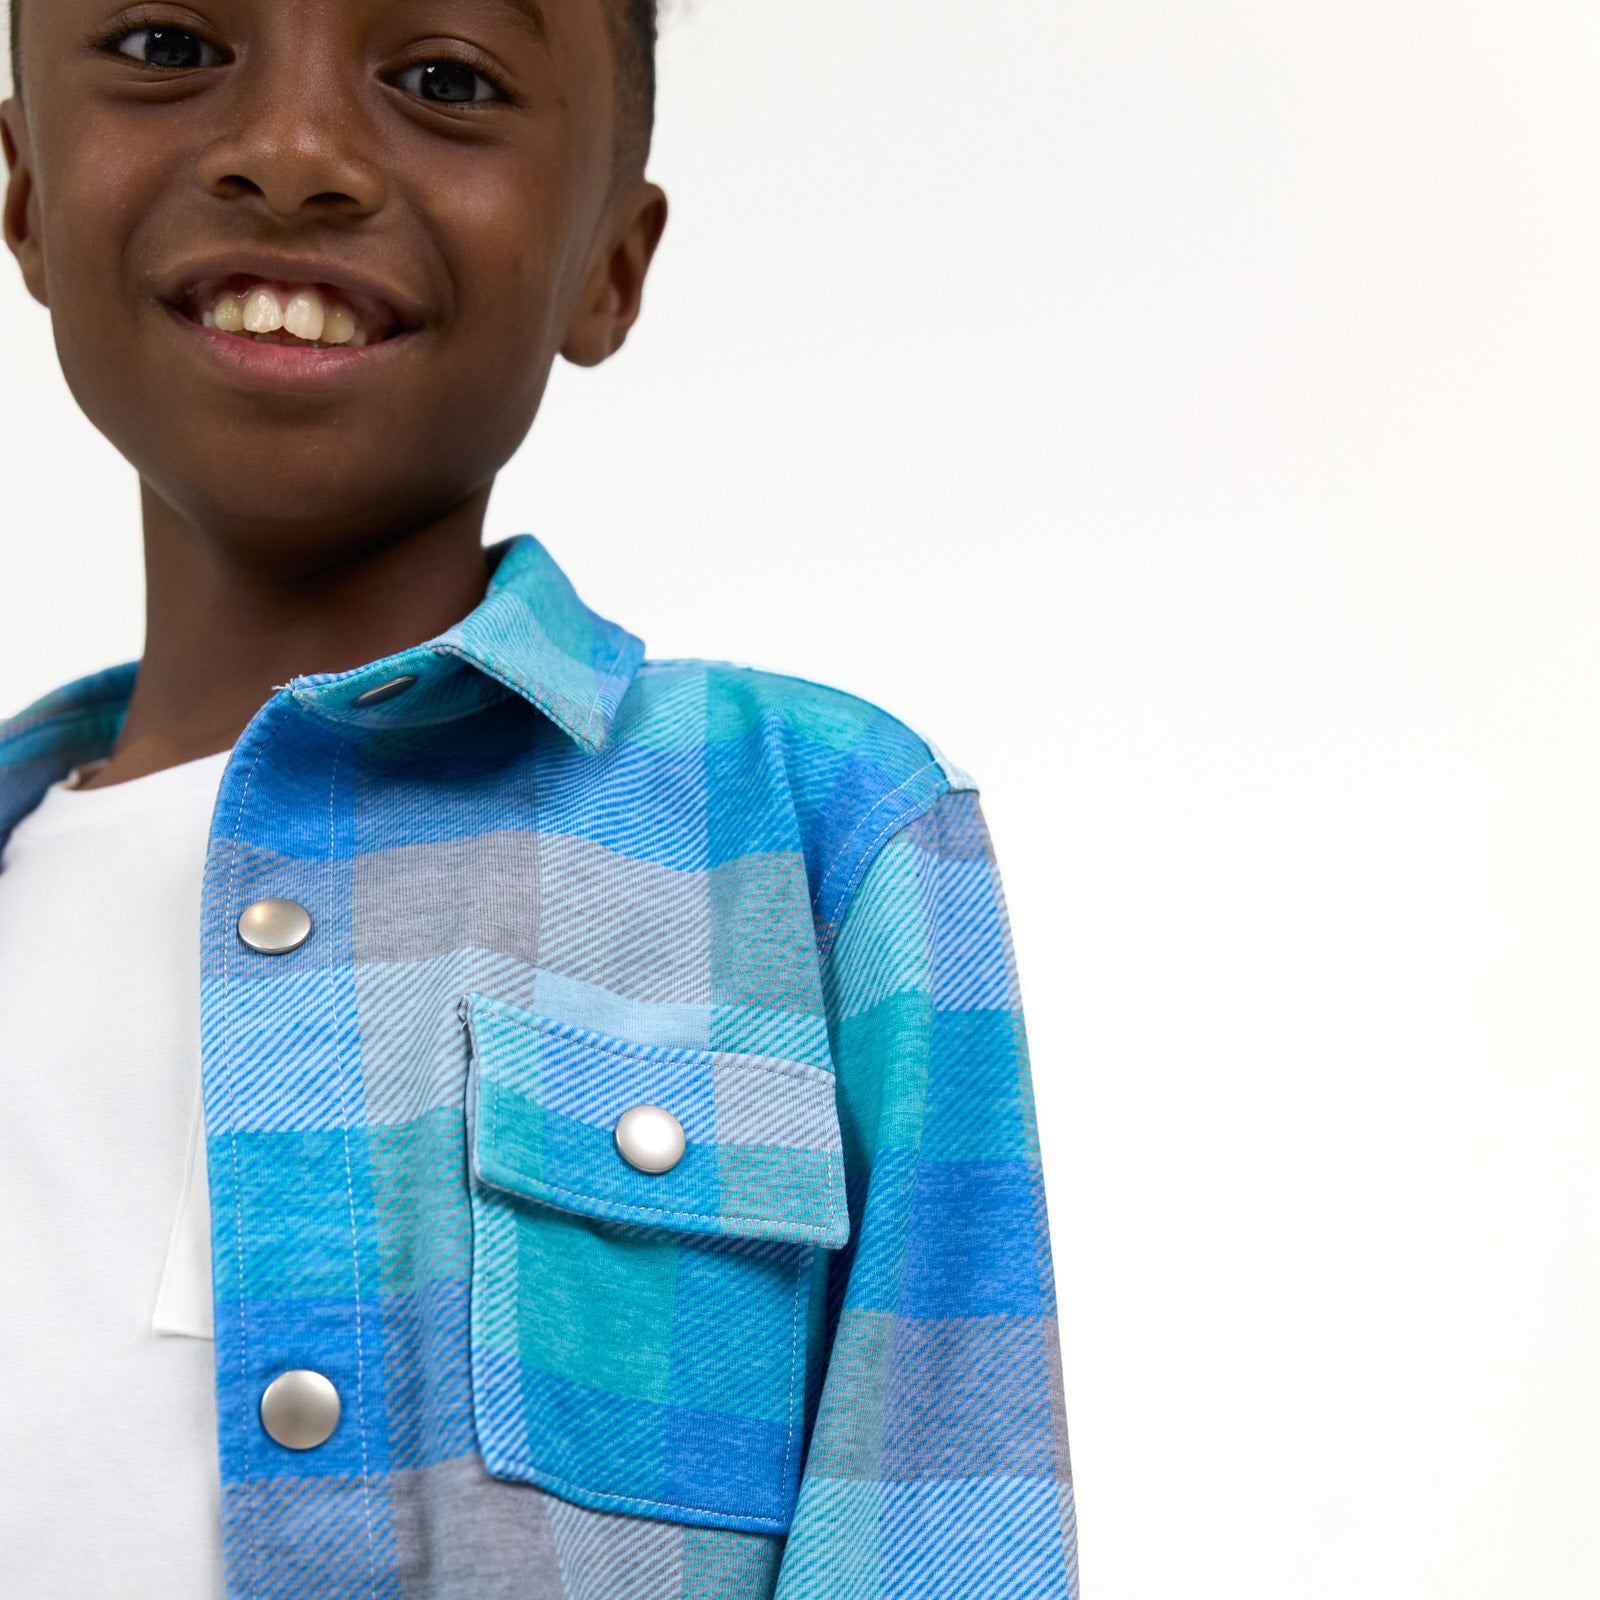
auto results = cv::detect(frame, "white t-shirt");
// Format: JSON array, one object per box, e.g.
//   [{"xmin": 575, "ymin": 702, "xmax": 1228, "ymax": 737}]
[{"xmin": 0, "ymin": 749, "xmax": 229, "ymax": 1597}]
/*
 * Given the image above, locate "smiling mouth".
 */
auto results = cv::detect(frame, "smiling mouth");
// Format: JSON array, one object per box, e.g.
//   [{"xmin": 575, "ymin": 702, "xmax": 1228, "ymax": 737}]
[{"xmin": 175, "ymin": 275, "xmax": 410, "ymax": 349}]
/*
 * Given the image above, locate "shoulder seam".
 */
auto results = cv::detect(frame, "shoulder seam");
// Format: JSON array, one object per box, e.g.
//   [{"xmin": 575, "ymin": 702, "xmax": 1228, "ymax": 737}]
[
  {"xmin": 636, "ymin": 656, "xmax": 979, "ymax": 794},
  {"xmin": 814, "ymin": 761, "xmax": 953, "ymax": 962}
]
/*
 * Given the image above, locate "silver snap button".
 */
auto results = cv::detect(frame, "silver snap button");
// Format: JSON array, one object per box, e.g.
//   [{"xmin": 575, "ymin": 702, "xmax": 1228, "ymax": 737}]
[
  {"xmin": 259, "ymin": 1369, "xmax": 341, "ymax": 1450},
  {"xmin": 351, "ymin": 674, "xmax": 418, "ymax": 709},
  {"xmin": 614, "ymin": 1105, "xmax": 687, "ymax": 1175},
  {"xmin": 236, "ymin": 898, "xmax": 313, "ymax": 955}
]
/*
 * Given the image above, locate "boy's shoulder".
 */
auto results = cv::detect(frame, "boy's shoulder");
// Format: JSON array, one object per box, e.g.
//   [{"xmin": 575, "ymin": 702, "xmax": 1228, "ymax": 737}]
[
  {"xmin": 0, "ymin": 662, "xmax": 137, "ymax": 755},
  {"xmin": 626, "ymin": 653, "xmax": 970, "ymax": 777},
  {"xmin": 618, "ymin": 653, "xmax": 973, "ymax": 793},
  {"xmin": 612, "ymin": 655, "xmax": 977, "ymax": 942},
  {"xmin": 0, "ymin": 663, "xmax": 138, "ymax": 841}
]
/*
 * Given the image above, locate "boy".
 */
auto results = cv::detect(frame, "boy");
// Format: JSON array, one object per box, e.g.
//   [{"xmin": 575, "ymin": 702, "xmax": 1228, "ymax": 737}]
[{"xmin": 0, "ymin": 2, "xmax": 1078, "ymax": 1596}]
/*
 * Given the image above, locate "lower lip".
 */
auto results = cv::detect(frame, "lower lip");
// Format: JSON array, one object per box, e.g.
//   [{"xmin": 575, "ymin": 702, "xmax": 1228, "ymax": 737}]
[{"xmin": 163, "ymin": 302, "xmax": 419, "ymax": 393}]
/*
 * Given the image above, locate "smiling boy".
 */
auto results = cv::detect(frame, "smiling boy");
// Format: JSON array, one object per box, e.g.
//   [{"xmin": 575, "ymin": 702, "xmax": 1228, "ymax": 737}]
[{"xmin": 0, "ymin": 3, "xmax": 1078, "ymax": 1597}]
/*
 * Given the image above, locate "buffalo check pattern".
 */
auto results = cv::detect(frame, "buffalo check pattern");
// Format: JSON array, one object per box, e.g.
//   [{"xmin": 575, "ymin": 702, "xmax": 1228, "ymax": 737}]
[{"xmin": 0, "ymin": 535, "xmax": 1078, "ymax": 1600}]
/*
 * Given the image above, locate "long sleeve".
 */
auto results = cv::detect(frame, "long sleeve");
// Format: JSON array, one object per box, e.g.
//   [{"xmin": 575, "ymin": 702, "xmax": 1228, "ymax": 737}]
[{"xmin": 776, "ymin": 788, "xmax": 1079, "ymax": 1598}]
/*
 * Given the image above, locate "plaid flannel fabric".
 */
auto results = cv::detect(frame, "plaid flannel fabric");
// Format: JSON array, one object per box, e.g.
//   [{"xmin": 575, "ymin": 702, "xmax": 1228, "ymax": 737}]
[{"xmin": 0, "ymin": 536, "xmax": 1077, "ymax": 1599}]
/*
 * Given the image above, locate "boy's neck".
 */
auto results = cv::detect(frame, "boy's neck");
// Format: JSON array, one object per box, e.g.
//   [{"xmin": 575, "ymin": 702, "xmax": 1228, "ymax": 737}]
[{"xmin": 77, "ymin": 483, "xmax": 497, "ymax": 789}]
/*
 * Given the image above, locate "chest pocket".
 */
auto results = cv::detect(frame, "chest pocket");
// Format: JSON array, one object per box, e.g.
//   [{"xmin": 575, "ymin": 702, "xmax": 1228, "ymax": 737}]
[{"xmin": 460, "ymin": 992, "xmax": 850, "ymax": 1535}]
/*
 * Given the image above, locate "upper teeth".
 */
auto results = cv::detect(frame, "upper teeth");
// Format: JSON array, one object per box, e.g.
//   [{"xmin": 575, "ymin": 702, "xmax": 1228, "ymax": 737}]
[{"xmin": 202, "ymin": 284, "xmax": 364, "ymax": 347}]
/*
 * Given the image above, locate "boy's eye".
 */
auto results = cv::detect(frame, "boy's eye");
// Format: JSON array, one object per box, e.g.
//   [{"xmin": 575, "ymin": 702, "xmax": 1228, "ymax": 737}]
[
  {"xmin": 114, "ymin": 27, "xmax": 223, "ymax": 70},
  {"xmin": 394, "ymin": 60, "xmax": 504, "ymax": 106}
]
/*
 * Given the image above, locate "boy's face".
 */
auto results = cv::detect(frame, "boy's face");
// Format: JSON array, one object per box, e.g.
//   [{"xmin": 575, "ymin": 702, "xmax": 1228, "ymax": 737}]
[{"xmin": 0, "ymin": 1, "xmax": 665, "ymax": 577}]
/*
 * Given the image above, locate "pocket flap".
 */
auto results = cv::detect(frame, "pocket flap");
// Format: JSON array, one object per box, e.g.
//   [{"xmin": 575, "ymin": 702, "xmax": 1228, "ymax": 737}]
[{"xmin": 462, "ymin": 994, "xmax": 851, "ymax": 1250}]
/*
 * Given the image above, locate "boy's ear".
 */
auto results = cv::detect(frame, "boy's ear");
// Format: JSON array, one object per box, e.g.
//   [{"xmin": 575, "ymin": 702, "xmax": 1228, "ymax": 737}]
[
  {"xmin": 561, "ymin": 179, "xmax": 668, "ymax": 368},
  {"xmin": 0, "ymin": 98, "xmax": 47, "ymax": 308}
]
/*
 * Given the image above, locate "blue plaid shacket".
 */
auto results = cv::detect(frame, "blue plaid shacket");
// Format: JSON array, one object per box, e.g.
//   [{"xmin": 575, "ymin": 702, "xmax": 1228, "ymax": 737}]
[{"xmin": 0, "ymin": 535, "xmax": 1078, "ymax": 1599}]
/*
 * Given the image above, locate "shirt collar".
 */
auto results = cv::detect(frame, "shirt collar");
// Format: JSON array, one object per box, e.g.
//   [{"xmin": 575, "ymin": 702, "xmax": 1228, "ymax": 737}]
[
  {"xmin": 0, "ymin": 534, "xmax": 644, "ymax": 842},
  {"xmin": 287, "ymin": 534, "xmax": 644, "ymax": 749}
]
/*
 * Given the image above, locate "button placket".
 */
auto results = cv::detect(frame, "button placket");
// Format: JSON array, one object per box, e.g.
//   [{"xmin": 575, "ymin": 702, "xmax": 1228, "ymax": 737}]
[{"xmin": 205, "ymin": 697, "xmax": 369, "ymax": 1543}]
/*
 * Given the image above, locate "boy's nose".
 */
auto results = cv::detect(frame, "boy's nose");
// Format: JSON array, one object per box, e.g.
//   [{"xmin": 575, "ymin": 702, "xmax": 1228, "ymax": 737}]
[{"xmin": 192, "ymin": 69, "xmax": 388, "ymax": 221}]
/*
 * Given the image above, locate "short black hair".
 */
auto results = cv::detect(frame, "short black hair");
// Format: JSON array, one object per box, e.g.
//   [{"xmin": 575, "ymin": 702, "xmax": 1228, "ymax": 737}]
[
  {"xmin": 8, "ymin": 1, "xmax": 658, "ymax": 172},
  {"xmin": 607, "ymin": 0, "xmax": 660, "ymax": 173}
]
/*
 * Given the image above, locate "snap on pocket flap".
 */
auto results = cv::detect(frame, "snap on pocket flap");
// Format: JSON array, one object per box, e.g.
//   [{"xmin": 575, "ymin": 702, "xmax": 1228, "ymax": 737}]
[{"xmin": 462, "ymin": 994, "xmax": 851, "ymax": 1250}]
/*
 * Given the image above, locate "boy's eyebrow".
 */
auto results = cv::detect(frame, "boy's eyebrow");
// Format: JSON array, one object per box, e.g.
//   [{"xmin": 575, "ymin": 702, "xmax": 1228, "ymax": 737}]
[{"xmin": 480, "ymin": 0, "xmax": 549, "ymax": 43}]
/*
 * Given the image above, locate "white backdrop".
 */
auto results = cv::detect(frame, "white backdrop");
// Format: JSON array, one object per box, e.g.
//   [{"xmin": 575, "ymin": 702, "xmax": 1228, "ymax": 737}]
[{"xmin": 4, "ymin": 3, "xmax": 1598, "ymax": 1595}]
